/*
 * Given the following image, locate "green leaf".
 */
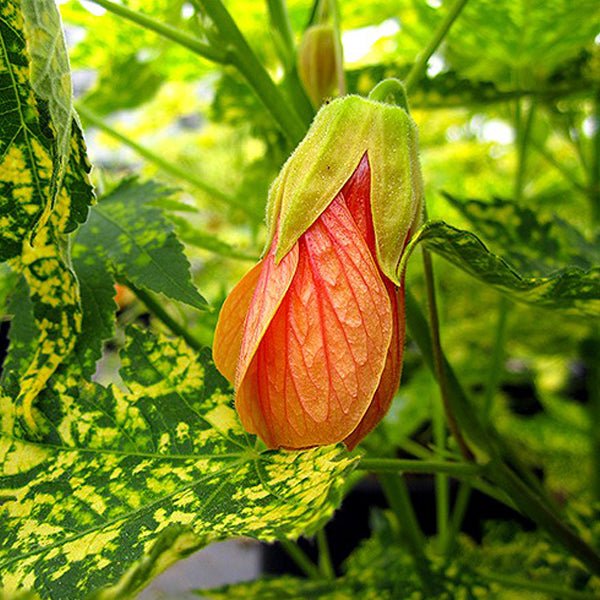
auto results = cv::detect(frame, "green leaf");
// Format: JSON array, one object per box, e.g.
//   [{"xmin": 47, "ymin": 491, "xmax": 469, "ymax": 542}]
[
  {"xmin": 444, "ymin": 194, "xmax": 600, "ymax": 274},
  {"xmin": 75, "ymin": 178, "xmax": 206, "ymax": 311},
  {"xmin": 407, "ymin": 221, "xmax": 600, "ymax": 316},
  {"xmin": 445, "ymin": 0, "xmax": 600, "ymax": 84},
  {"xmin": 0, "ymin": 327, "xmax": 357, "ymax": 599},
  {"xmin": 70, "ymin": 247, "xmax": 116, "ymax": 378}
]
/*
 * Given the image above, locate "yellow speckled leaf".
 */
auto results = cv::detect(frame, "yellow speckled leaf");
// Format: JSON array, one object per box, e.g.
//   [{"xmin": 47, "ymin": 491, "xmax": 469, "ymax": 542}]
[
  {"xmin": 0, "ymin": 0, "xmax": 94, "ymax": 437},
  {"xmin": 0, "ymin": 327, "xmax": 358, "ymax": 599}
]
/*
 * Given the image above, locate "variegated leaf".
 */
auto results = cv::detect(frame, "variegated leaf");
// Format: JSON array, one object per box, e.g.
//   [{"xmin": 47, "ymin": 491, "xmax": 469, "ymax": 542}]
[
  {"xmin": 0, "ymin": 1, "xmax": 94, "ymax": 437},
  {"xmin": 75, "ymin": 178, "xmax": 206, "ymax": 311},
  {"xmin": 406, "ymin": 221, "xmax": 600, "ymax": 317},
  {"xmin": 0, "ymin": 327, "xmax": 357, "ymax": 599},
  {"xmin": 70, "ymin": 178, "xmax": 207, "ymax": 377}
]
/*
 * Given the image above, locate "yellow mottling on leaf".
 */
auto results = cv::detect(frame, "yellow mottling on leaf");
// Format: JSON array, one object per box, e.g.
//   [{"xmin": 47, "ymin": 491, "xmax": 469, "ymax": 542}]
[
  {"xmin": 61, "ymin": 526, "xmax": 121, "ymax": 563},
  {"xmin": 175, "ymin": 422, "xmax": 190, "ymax": 442},
  {"xmin": 0, "ymin": 146, "xmax": 29, "ymax": 184},
  {"xmin": 204, "ymin": 402, "xmax": 239, "ymax": 433},
  {"xmin": 29, "ymin": 138, "xmax": 53, "ymax": 179}
]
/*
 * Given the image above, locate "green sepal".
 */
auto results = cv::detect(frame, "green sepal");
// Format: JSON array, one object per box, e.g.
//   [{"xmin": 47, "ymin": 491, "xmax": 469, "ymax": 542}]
[{"xmin": 268, "ymin": 94, "xmax": 423, "ymax": 284}]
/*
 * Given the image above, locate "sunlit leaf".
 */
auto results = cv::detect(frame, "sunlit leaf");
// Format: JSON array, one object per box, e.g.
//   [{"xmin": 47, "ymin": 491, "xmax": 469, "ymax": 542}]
[
  {"xmin": 0, "ymin": 327, "xmax": 357, "ymax": 599},
  {"xmin": 445, "ymin": 0, "xmax": 600, "ymax": 84}
]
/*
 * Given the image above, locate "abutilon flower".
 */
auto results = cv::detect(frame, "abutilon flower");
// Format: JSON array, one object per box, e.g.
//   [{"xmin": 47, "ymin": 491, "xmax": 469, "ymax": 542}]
[{"xmin": 213, "ymin": 92, "xmax": 423, "ymax": 449}]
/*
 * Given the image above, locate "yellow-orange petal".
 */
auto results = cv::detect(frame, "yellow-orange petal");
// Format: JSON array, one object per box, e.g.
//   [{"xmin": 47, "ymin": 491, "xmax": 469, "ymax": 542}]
[
  {"xmin": 344, "ymin": 283, "xmax": 405, "ymax": 450},
  {"xmin": 235, "ymin": 239, "xmax": 299, "ymax": 390},
  {"xmin": 236, "ymin": 194, "xmax": 393, "ymax": 448},
  {"xmin": 212, "ymin": 262, "xmax": 263, "ymax": 383}
]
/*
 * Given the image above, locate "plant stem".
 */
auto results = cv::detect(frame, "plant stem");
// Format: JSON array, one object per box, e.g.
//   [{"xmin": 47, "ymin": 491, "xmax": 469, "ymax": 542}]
[
  {"xmin": 590, "ymin": 90, "xmax": 600, "ymax": 222},
  {"xmin": 404, "ymin": 0, "xmax": 470, "ymax": 93},
  {"xmin": 530, "ymin": 138, "xmax": 588, "ymax": 196},
  {"xmin": 127, "ymin": 282, "xmax": 204, "ymax": 352},
  {"xmin": 77, "ymin": 104, "xmax": 258, "ymax": 218},
  {"xmin": 266, "ymin": 0, "xmax": 295, "ymax": 61},
  {"xmin": 280, "ymin": 539, "xmax": 322, "ymax": 579},
  {"xmin": 433, "ymin": 390, "xmax": 450, "ymax": 553},
  {"xmin": 379, "ymin": 474, "xmax": 433, "ymax": 592},
  {"xmin": 405, "ymin": 290, "xmax": 600, "ymax": 575},
  {"xmin": 86, "ymin": 0, "xmax": 227, "ymax": 63},
  {"xmin": 444, "ymin": 482, "xmax": 471, "ymax": 555},
  {"xmin": 316, "ymin": 529, "xmax": 335, "ymax": 579},
  {"xmin": 267, "ymin": 0, "xmax": 315, "ymax": 125},
  {"xmin": 513, "ymin": 99, "xmax": 536, "ymax": 202},
  {"xmin": 330, "ymin": 0, "xmax": 346, "ymax": 96},
  {"xmin": 360, "ymin": 458, "xmax": 481, "ymax": 478},
  {"xmin": 483, "ymin": 295, "xmax": 509, "ymax": 420},
  {"xmin": 422, "ymin": 249, "xmax": 473, "ymax": 460},
  {"xmin": 477, "ymin": 570, "xmax": 599, "ymax": 600},
  {"xmin": 192, "ymin": 0, "xmax": 308, "ymax": 144}
]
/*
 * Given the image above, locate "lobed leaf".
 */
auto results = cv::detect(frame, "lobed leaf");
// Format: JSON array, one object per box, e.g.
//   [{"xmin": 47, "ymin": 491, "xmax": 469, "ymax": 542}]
[
  {"xmin": 0, "ymin": 327, "xmax": 357, "ymax": 599},
  {"xmin": 75, "ymin": 178, "xmax": 206, "ymax": 310}
]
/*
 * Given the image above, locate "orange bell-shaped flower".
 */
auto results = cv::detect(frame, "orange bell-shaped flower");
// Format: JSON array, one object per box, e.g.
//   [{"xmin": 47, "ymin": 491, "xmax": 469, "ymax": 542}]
[
  {"xmin": 214, "ymin": 89, "xmax": 422, "ymax": 449},
  {"xmin": 215, "ymin": 154, "xmax": 409, "ymax": 449}
]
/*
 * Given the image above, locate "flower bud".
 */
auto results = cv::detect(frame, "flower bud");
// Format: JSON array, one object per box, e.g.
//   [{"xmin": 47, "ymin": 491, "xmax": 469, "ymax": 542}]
[
  {"xmin": 214, "ymin": 88, "xmax": 423, "ymax": 449},
  {"xmin": 297, "ymin": 24, "xmax": 339, "ymax": 106}
]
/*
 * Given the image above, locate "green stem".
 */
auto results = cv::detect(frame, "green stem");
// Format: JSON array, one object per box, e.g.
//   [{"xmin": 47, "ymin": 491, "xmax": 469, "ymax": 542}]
[
  {"xmin": 379, "ymin": 474, "xmax": 433, "ymax": 592},
  {"xmin": 127, "ymin": 282, "xmax": 203, "ymax": 352},
  {"xmin": 280, "ymin": 539, "xmax": 322, "ymax": 579},
  {"xmin": 192, "ymin": 0, "xmax": 308, "ymax": 144},
  {"xmin": 404, "ymin": 0, "xmax": 470, "ymax": 93},
  {"xmin": 478, "ymin": 570, "xmax": 599, "ymax": 600},
  {"xmin": 267, "ymin": 0, "xmax": 315, "ymax": 124},
  {"xmin": 360, "ymin": 458, "xmax": 481, "ymax": 478},
  {"xmin": 530, "ymin": 138, "xmax": 588, "ymax": 196},
  {"xmin": 514, "ymin": 99, "xmax": 536, "ymax": 202},
  {"xmin": 76, "ymin": 104, "xmax": 258, "ymax": 218},
  {"xmin": 422, "ymin": 249, "xmax": 473, "ymax": 460},
  {"xmin": 590, "ymin": 90, "xmax": 600, "ymax": 223},
  {"xmin": 483, "ymin": 295, "xmax": 509, "ymax": 420},
  {"xmin": 405, "ymin": 290, "xmax": 600, "ymax": 575},
  {"xmin": 444, "ymin": 482, "xmax": 471, "ymax": 555},
  {"xmin": 329, "ymin": 0, "xmax": 346, "ymax": 96},
  {"xmin": 433, "ymin": 389, "xmax": 449, "ymax": 553},
  {"xmin": 266, "ymin": 0, "xmax": 295, "ymax": 61},
  {"xmin": 86, "ymin": 0, "xmax": 227, "ymax": 63},
  {"xmin": 316, "ymin": 529, "xmax": 335, "ymax": 579}
]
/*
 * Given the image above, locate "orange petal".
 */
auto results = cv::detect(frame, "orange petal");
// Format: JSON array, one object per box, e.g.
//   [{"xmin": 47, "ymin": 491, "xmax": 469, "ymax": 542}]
[
  {"xmin": 344, "ymin": 283, "xmax": 405, "ymax": 450},
  {"xmin": 212, "ymin": 261, "xmax": 263, "ymax": 383},
  {"xmin": 235, "ymin": 240, "xmax": 299, "ymax": 389},
  {"xmin": 236, "ymin": 194, "xmax": 393, "ymax": 448}
]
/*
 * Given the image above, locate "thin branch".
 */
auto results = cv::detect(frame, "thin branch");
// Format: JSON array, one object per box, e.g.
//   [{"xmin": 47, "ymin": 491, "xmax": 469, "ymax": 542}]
[
  {"xmin": 404, "ymin": 0, "xmax": 470, "ymax": 93},
  {"xmin": 86, "ymin": 0, "xmax": 227, "ymax": 63}
]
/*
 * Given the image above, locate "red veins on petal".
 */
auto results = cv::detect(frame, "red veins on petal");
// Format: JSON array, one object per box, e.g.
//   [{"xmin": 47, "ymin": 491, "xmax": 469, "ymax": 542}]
[{"xmin": 236, "ymin": 194, "xmax": 392, "ymax": 448}]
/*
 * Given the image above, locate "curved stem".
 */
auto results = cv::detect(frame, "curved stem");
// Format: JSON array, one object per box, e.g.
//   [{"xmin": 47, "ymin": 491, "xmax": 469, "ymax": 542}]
[
  {"xmin": 422, "ymin": 249, "xmax": 473, "ymax": 460},
  {"xmin": 359, "ymin": 458, "xmax": 481, "ymax": 478},
  {"xmin": 192, "ymin": 0, "xmax": 308, "ymax": 144},
  {"xmin": 316, "ymin": 529, "xmax": 335, "ymax": 579},
  {"xmin": 280, "ymin": 539, "xmax": 322, "ymax": 579},
  {"xmin": 379, "ymin": 474, "xmax": 433, "ymax": 593},
  {"xmin": 404, "ymin": 0, "xmax": 470, "ymax": 93},
  {"xmin": 86, "ymin": 0, "xmax": 227, "ymax": 63}
]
